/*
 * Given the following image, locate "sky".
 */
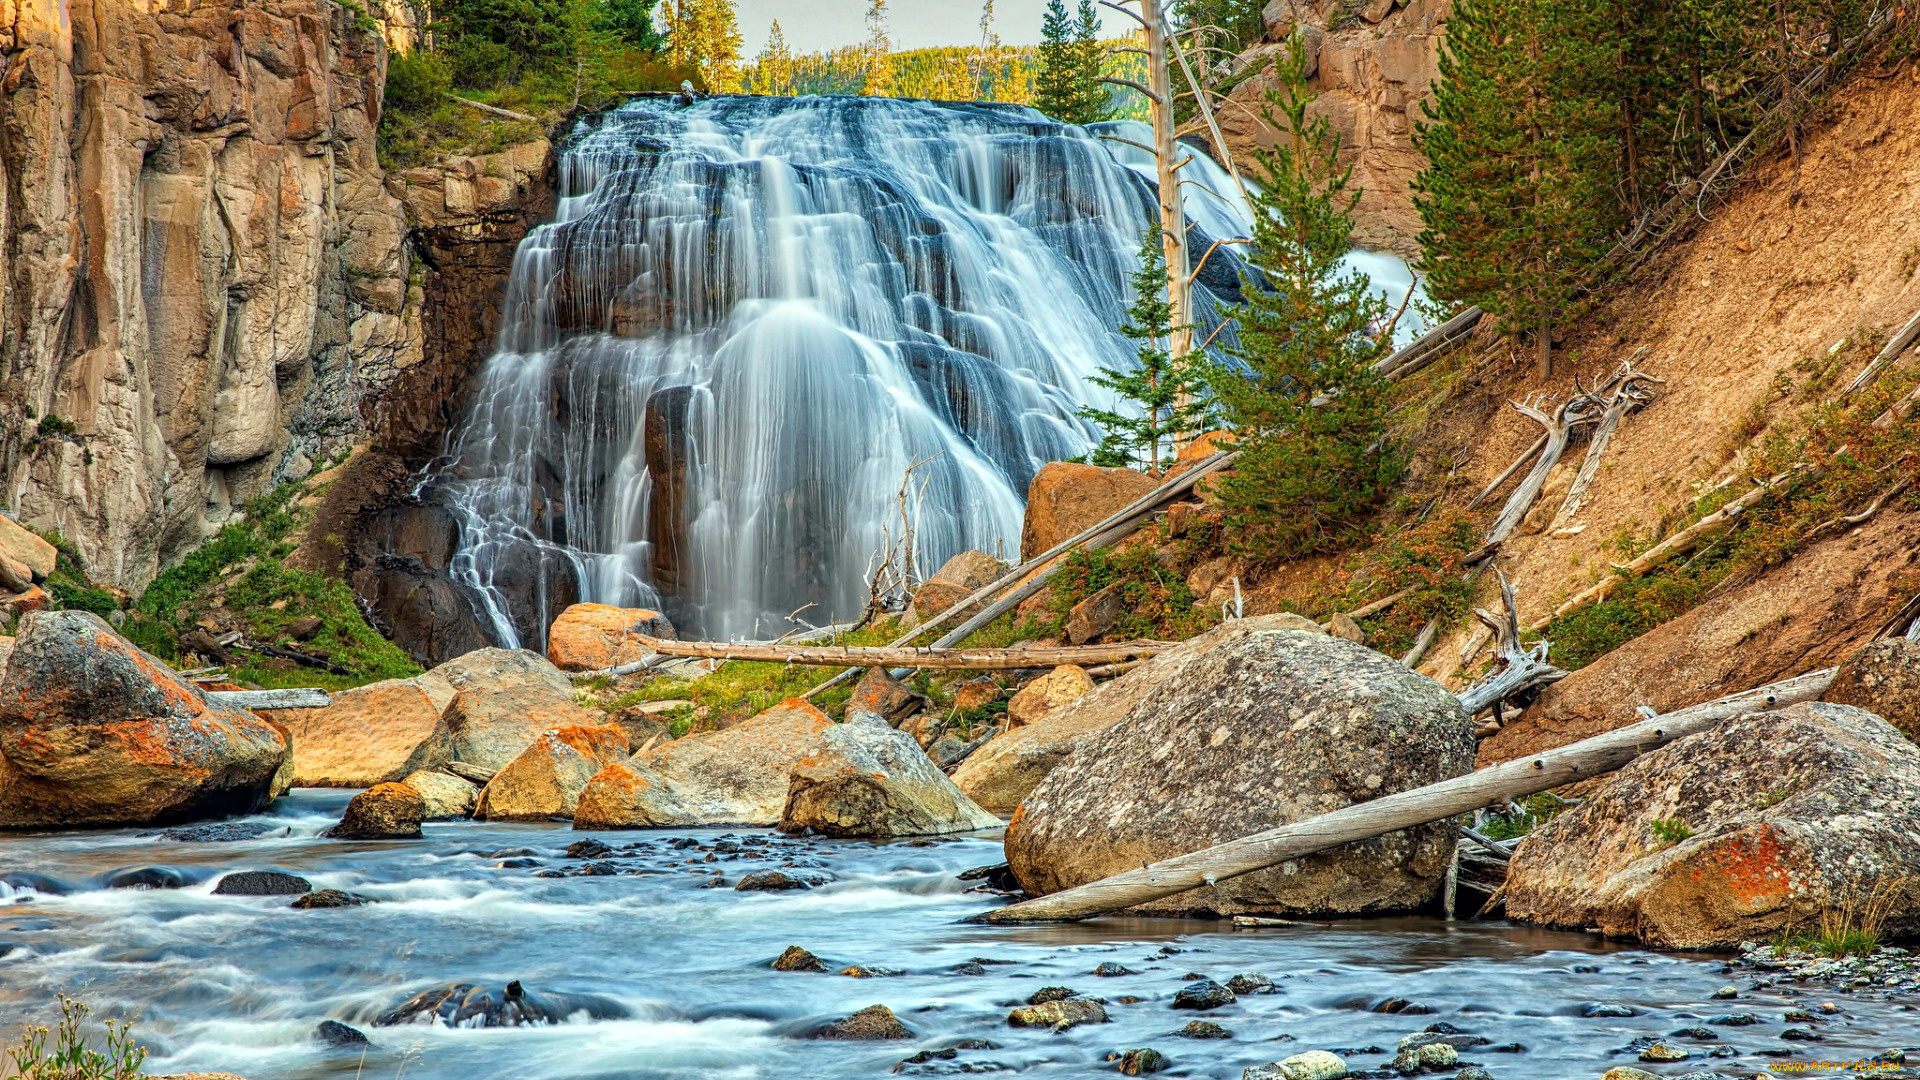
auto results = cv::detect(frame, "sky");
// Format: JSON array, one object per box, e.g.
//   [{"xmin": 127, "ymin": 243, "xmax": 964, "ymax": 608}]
[{"xmin": 731, "ymin": 0, "xmax": 1124, "ymax": 55}]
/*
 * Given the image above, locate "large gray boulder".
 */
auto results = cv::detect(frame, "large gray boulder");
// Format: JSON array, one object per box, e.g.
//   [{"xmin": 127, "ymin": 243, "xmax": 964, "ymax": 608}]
[
  {"xmin": 0, "ymin": 611, "xmax": 289, "ymax": 828},
  {"xmin": 953, "ymin": 614, "xmax": 1325, "ymax": 815},
  {"xmin": 1823, "ymin": 638, "xmax": 1920, "ymax": 743},
  {"xmin": 1505, "ymin": 702, "xmax": 1920, "ymax": 949},
  {"xmin": 780, "ymin": 713, "xmax": 1001, "ymax": 836},
  {"xmin": 1004, "ymin": 628, "xmax": 1473, "ymax": 916},
  {"xmin": 416, "ymin": 648, "xmax": 600, "ymax": 772}
]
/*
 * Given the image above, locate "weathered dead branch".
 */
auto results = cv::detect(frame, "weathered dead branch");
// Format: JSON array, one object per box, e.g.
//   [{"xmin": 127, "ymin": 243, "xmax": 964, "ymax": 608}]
[
  {"xmin": 1546, "ymin": 360, "xmax": 1664, "ymax": 531},
  {"xmin": 207, "ymin": 688, "xmax": 332, "ymax": 710},
  {"xmin": 974, "ymin": 667, "xmax": 1835, "ymax": 924},
  {"xmin": 1843, "ymin": 308, "xmax": 1920, "ymax": 394},
  {"xmin": 1456, "ymin": 569, "xmax": 1567, "ymax": 718},
  {"xmin": 1484, "ymin": 393, "xmax": 1604, "ymax": 548},
  {"xmin": 446, "ymin": 94, "xmax": 539, "ymax": 123},
  {"xmin": 625, "ymin": 634, "xmax": 1172, "ymax": 670}
]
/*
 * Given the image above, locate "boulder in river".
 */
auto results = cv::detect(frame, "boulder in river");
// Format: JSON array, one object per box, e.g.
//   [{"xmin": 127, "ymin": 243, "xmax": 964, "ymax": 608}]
[
  {"xmin": 804, "ymin": 1004, "xmax": 913, "ymax": 1040},
  {"xmin": 952, "ymin": 614, "xmax": 1323, "ymax": 815},
  {"xmin": 264, "ymin": 675, "xmax": 455, "ymax": 787},
  {"xmin": 1504, "ymin": 702, "xmax": 1920, "ymax": 949},
  {"xmin": 1004, "ymin": 629, "xmax": 1473, "ymax": 916},
  {"xmin": 573, "ymin": 699, "xmax": 833, "ymax": 828},
  {"xmin": 779, "ymin": 713, "xmax": 1001, "ymax": 836},
  {"xmin": 403, "ymin": 769, "xmax": 480, "ymax": 819},
  {"xmin": 375, "ymin": 980, "xmax": 625, "ymax": 1027},
  {"xmin": 1020, "ymin": 462, "xmax": 1160, "ymax": 560},
  {"xmin": 325, "ymin": 782, "xmax": 426, "ymax": 839},
  {"xmin": 478, "ymin": 724, "xmax": 629, "ymax": 820},
  {"xmin": 0, "ymin": 611, "xmax": 290, "ymax": 828},
  {"xmin": 418, "ymin": 649, "xmax": 601, "ymax": 772},
  {"xmin": 213, "ymin": 870, "xmax": 312, "ymax": 896},
  {"xmin": 1822, "ymin": 638, "xmax": 1920, "ymax": 742},
  {"xmin": 1243, "ymin": 1050, "xmax": 1348, "ymax": 1080},
  {"xmin": 544, "ymin": 603, "xmax": 677, "ymax": 672}
]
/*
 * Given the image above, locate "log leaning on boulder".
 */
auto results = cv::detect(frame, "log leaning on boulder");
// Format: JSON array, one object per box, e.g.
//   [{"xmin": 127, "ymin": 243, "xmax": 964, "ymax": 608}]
[
  {"xmin": 618, "ymin": 635, "xmax": 1173, "ymax": 671},
  {"xmin": 973, "ymin": 667, "xmax": 1836, "ymax": 924}
]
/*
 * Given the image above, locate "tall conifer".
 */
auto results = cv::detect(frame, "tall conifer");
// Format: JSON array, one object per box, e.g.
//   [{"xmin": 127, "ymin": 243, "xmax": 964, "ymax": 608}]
[{"xmin": 1079, "ymin": 223, "xmax": 1211, "ymax": 471}]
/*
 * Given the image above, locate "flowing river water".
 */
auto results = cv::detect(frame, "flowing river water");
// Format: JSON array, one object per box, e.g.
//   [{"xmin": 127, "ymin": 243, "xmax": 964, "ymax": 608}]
[{"xmin": 3, "ymin": 792, "xmax": 1913, "ymax": 1078}]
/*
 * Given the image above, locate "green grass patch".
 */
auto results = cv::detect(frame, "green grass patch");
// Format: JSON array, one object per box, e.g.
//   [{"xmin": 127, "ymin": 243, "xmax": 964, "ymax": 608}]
[
  {"xmin": 1476, "ymin": 793, "xmax": 1572, "ymax": 843},
  {"xmin": 600, "ymin": 621, "xmax": 908, "ymax": 724},
  {"xmin": 1042, "ymin": 527, "xmax": 1220, "ymax": 643}
]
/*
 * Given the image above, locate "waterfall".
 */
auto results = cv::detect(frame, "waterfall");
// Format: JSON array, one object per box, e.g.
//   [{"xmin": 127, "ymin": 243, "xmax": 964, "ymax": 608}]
[{"xmin": 429, "ymin": 94, "xmax": 1417, "ymax": 646}]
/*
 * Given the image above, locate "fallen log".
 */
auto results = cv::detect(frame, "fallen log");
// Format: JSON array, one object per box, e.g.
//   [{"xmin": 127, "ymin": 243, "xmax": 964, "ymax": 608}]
[
  {"xmin": 1843, "ymin": 307, "xmax": 1920, "ymax": 394},
  {"xmin": 1526, "ymin": 465, "xmax": 1809, "ymax": 633},
  {"xmin": 972, "ymin": 667, "xmax": 1835, "ymax": 923},
  {"xmin": 623, "ymin": 634, "xmax": 1173, "ymax": 670},
  {"xmin": 445, "ymin": 761, "xmax": 498, "ymax": 784},
  {"xmin": 1373, "ymin": 306, "xmax": 1485, "ymax": 382},
  {"xmin": 446, "ymin": 93, "xmax": 540, "ymax": 123},
  {"xmin": 207, "ymin": 688, "xmax": 332, "ymax": 710}
]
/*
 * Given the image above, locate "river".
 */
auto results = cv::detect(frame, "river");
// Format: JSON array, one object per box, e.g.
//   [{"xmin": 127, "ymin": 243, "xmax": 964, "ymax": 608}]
[{"xmin": 1, "ymin": 791, "xmax": 1909, "ymax": 1078}]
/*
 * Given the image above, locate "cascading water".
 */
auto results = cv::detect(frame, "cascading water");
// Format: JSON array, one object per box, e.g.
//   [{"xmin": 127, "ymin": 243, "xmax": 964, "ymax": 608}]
[{"xmin": 430, "ymin": 94, "xmax": 1419, "ymax": 646}]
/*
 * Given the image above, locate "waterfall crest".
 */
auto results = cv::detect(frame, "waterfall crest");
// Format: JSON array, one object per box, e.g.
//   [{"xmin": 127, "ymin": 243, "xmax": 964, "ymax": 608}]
[{"xmin": 428, "ymin": 94, "xmax": 1399, "ymax": 645}]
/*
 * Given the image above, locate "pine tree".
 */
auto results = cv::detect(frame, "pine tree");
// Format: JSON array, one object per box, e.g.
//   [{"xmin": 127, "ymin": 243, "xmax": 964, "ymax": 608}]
[
  {"xmin": 1208, "ymin": 39, "xmax": 1404, "ymax": 558},
  {"xmin": 1071, "ymin": 0, "xmax": 1108, "ymax": 123},
  {"xmin": 1412, "ymin": 0, "xmax": 1616, "ymax": 378},
  {"xmin": 594, "ymin": 0, "xmax": 664, "ymax": 51},
  {"xmin": 861, "ymin": 0, "xmax": 896, "ymax": 96},
  {"xmin": 1034, "ymin": 0, "xmax": 1080, "ymax": 120},
  {"xmin": 755, "ymin": 19, "xmax": 796, "ymax": 94},
  {"xmin": 1079, "ymin": 223, "xmax": 1213, "ymax": 471},
  {"xmin": 662, "ymin": 0, "xmax": 743, "ymax": 91}
]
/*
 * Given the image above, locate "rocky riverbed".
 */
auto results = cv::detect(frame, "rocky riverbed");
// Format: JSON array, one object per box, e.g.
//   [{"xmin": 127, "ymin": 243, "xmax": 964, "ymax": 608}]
[{"xmin": 2, "ymin": 791, "xmax": 1916, "ymax": 1080}]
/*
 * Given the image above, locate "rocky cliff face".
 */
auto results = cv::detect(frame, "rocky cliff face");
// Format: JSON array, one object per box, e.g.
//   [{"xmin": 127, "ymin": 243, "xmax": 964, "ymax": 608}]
[
  {"xmin": 1217, "ymin": 0, "xmax": 1448, "ymax": 254},
  {"xmin": 0, "ymin": 0, "xmax": 413, "ymax": 589}
]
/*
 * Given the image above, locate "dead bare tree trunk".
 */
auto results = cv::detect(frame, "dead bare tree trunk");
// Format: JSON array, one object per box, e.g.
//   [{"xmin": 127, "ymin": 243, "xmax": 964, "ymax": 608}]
[
  {"xmin": 617, "ymin": 635, "xmax": 1172, "ymax": 670},
  {"xmin": 1455, "ymin": 568, "xmax": 1567, "ymax": 717},
  {"xmin": 208, "ymin": 688, "xmax": 332, "ymax": 710},
  {"xmin": 1483, "ymin": 392, "xmax": 1602, "ymax": 548},
  {"xmin": 975, "ymin": 668, "xmax": 1835, "ymax": 924},
  {"xmin": 1547, "ymin": 361, "xmax": 1663, "ymax": 531}
]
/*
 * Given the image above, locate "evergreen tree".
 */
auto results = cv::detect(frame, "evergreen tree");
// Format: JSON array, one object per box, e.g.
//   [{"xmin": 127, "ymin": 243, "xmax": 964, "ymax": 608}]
[
  {"xmin": 1079, "ymin": 223, "xmax": 1212, "ymax": 471},
  {"xmin": 1413, "ymin": 0, "xmax": 1618, "ymax": 377},
  {"xmin": 593, "ymin": 0, "xmax": 664, "ymax": 50},
  {"xmin": 755, "ymin": 19, "xmax": 796, "ymax": 94},
  {"xmin": 662, "ymin": 0, "xmax": 743, "ymax": 91},
  {"xmin": 1034, "ymin": 0, "xmax": 1081, "ymax": 121},
  {"xmin": 1071, "ymin": 0, "xmax": 1108, "ymax": 123},
  {"xmin": 1209, "ymin": 39, "xmax": 1404, "ymax": 558},
  {"xmin": 861, "ymin": 0, "xmax": 896, "ymax": 96}
]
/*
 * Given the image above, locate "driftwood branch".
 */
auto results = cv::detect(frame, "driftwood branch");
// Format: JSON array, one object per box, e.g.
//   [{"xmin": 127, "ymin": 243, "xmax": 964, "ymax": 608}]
[
  {"xmin": 1484, "ymin": 393, "xmax": 1603, "ymax": 548},
  {"xmin": 1373, "ymin": 306, "xmax": 1485, "ymax": 382},
  {"xmin": 625, "ymin": 634, "xmax": 1172, "ymax": 670},
  {"xmin": 975, "ymin": 668, "xmax": 1836, "ymax": 923},
  {"xmin": 1456, "ymin": 568, "xmax": 1566, "ymax": 717},
  {"xmin": 208, "ymin": 688, "xmax": 332, "ymax": 710},
  {"xmin": 1843, "ymin": 308, "xmax": 1920, "ymax": 394},
  {"xmin": 1527, "ymin": 466, "xmax": 1808, "ymax": 632},
  {"xmin": 1546, "ymin": 360, "xmax": 1663, "ymax": 531},
  {"xmin": 446, "ymin": 94, "xmax": 539, "ymax": 123}
]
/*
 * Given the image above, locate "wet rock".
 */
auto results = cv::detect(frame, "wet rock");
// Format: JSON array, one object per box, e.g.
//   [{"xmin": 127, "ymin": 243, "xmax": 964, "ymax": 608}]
[
  {"xmin": 291, "ymin": 889, "xmax": 370, "ymax": 909},
  {"xmin": 1391, "ymin": 1041, "xmax": 1456, "ymax": 1071},
  {"xmin": 403, "ymin": 769, "xmax": 480, "ymax": 819},
  {"xmin": 325, "ymin": 782, "xmax": 426, "ymax": 839},
  {"xmin": 953, "ymin": 614, "xmax": 1334, "ymax": 814},
  {"xmin": 1026, "ymin": 986, "xmax": 1080, "ymax": 1005},
  {"xmin": 1453, "ymin": 1069, "xmax": 1494, "ymax": 1080},
  {"xmin": 806, "ymin": 1004, "xmax": 913, "ymax": 1040},
  {"xmin": 477, "ymin": 724, "xmax": 628, "ymax": 820},
  {"xmin": 1020, "ymin": 463, "xmax": 1160, "ymax": 560},
  {"xmin": 213, "ymin": 871, "xmax": 312, "ymax": 896},
  {"xmin": 735, "ymin": 869, "xmax": 832, "ymax": 891},
  {"xmin": 544, "ymin": 603, "xmax": 676, "ymax": 672},
  {"xmin": 567, "ymin": 838, "xmax": 613, "ymax": 858},
  {"xmin": 1007, "ymin": 665, "xmax": 1093, "ymax": 726},
  {"xmin": 848, "ymin": 667, "xmax": 926, "ymax": 726},
  {"xmin": 1226, "ymin": 973, "xmax": 1275, "ymax": 994},
  {"xmin": 1093, "ymin": 962, "xmax": 1135, "ymax": 977},
  {"xmin": 1007, "ymin": 997, "xmax": 1108, "ymax": 1030},
  {"xmin": 1006, "ymin": 630, "xmax": 1473, "ymax": 916},
  {"xmin": 1638, "ymin": 1041, "xmax": 1689, "ymax": 1062},
  {"xmin": 1243, "ymin": 1050, "xmax": 1348, "ymax": 1079},
  {"xmin": 1580, "ymin": 1003, "xmax": 1636, "ymax": 1018},
  {"xmin": 316, "ymin": 1020, "xmax": 370, "ymax": 1047},
  {"xmin": 153, "ymin": 822, "xmax": 274, "ymax": 842},
  {"xmin": 779, "ymin": 713, "xmax": 1000, "ymax": 837},
  {"xmin": 1706, "ymin": 1012, "xmax": 1757, "ymax": 1026},
  {"xmin": 104, "ymin": 866, "xmax": 192, "ymax": 890},
  {"xmin": 375, "ymin": 980, "xmax": 623, "ymax": 1027},
  {"xmin": 262, "ymin": 675, "xmax": 454, "ymax": 787},
  {"xmin": 574, "ymin": 699, "xmax": 833, "ymax": 828},
  {"xmin": 1822, "ymin": 637, "xmax": 1920, "ymax": 742},
  {"xmin": 420, "ymin": 649, "xmax": 600, "ymax": 772},
  {"xmin": 1174, "ymin": 1020, "xmax": 1232, "ymax": 1039},
  {"xmin": 1780, "ymin": 1027, "xmax": 1822, "ymax": 1041},
  {"xmin": 1599, "ymin": 1070, "xmax": 1661, "ymax": 1080},
  {"xmin": 839, "ymin": 964, "xmax": 904, "ymax": 978},
  {"xmin": 1172, "ymin": 980, "xmax": 1236, "ymax": 1010},
  {"xmin": 1114, "ymin": 1047, "xmax": 1170, "ymax": 1074},
  {"xmin": 895, "ymin": 1047, "xmax": 960, "ymax": 1070},
  {"xmin": 1505, "ymin": 702, "xmax": 1920, "ymax": 948},
  {"xmin": 0, "ymin": 611, "xmax": 290, "ymax": 828}
]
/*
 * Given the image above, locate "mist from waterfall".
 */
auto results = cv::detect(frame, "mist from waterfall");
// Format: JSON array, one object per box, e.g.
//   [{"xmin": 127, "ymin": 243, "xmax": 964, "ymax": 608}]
[{"xmin": 430, "ymin": 94, "xmax": 1418, "ymax": 646}]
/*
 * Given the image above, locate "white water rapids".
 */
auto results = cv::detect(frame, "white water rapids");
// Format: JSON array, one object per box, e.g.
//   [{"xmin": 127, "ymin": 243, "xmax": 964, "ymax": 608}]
[{"xmin": 429, "ymin": 95, "xmax": 1422, "ymax": 645}]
